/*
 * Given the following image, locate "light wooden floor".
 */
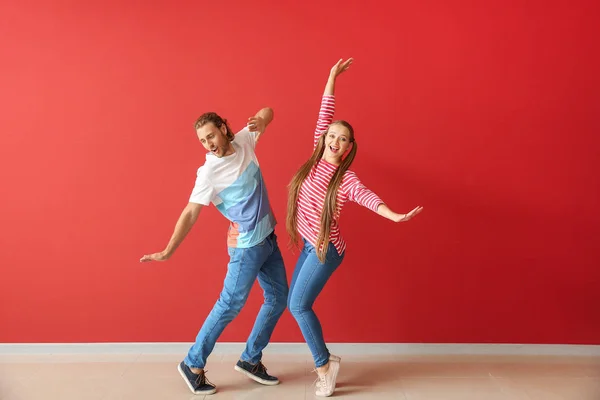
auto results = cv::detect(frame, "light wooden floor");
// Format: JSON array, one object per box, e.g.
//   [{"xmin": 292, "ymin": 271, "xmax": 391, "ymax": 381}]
[{"xmin": 1, "ymin": 353, "xmax": 599, "ymax": 399}]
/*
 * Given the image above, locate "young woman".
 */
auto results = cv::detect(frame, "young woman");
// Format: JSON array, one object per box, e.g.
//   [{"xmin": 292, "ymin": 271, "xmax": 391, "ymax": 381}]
[{"xmin": 286, "ymin": 58, "xmax": 423, "ymax": 397}]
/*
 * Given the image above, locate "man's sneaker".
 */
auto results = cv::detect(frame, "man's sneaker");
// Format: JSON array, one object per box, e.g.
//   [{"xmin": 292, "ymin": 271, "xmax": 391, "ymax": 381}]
[
  {"xmin": 177, "ymin": 361, "xmax": 217, "ymax": 395},
  {"xmin": 315, "ymin": 358, "xmax": 340, "ymax": 397},
  {"xmin": 316, "ymin": 354, "xmax": 341, "ymax": 388},
  {"xmin": 234, "ymin": 360, "xmax": 280, "ymax": 385}
]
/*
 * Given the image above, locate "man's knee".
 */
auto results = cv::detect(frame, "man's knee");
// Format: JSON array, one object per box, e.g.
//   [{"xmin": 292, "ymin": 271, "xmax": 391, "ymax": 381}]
[{"xmin": 216, "ymin": 294, "xmax": 247, "ymax": 320}]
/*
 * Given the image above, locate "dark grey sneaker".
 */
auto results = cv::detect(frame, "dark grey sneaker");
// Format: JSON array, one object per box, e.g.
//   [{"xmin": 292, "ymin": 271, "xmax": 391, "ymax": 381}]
[
  {"xmin": 177, "ymin": 361, "xmax": 217, "ymax": 395},
  {"xmin": 234, "ymin": 360, "xmax": 280, "ymax": 385}
]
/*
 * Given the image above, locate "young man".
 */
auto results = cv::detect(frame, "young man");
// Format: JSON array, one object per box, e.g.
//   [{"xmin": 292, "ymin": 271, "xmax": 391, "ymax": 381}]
[{"xmin": 140, "ymin": 107, "xmax": 288, "ymax": 395}]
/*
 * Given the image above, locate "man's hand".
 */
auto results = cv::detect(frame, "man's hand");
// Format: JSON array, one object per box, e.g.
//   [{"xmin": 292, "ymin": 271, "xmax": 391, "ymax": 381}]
[
  {"xmin": 139, "ymin": 203, "xmax": 202, "ymax": 264},
  {"xmin": 247, "ymin": 116, "xmax": 266, "ymax": 134},
  {"xmin": 140, "ymin": 250, "xmax": 170, "ymax": 263},
  {"xmin": 248, "ymin": 112, "xmax": 270, "ymax": 142}
]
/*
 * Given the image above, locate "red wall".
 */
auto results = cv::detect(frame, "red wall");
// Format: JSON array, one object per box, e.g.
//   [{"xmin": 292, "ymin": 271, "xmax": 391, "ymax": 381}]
[{"xmin": 1, "ymin": 0, "xmax": 599, "ymax": 344}]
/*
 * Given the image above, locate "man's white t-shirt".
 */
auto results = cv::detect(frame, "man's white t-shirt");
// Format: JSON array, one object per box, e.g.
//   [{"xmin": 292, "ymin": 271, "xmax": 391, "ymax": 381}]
[{"xmin": 189, "ymin": 127, "xmax": 276, "ymax": 248}]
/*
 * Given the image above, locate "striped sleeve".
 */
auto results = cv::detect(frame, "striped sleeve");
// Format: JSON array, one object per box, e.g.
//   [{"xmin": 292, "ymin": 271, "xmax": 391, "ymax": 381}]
[
  {"xmin": 342, "ymin": 172, "xmax": 384, "ymax": 212},
  {"xmin": 314, "ymin": 95, "xmax": 335, "ymax": 149}
]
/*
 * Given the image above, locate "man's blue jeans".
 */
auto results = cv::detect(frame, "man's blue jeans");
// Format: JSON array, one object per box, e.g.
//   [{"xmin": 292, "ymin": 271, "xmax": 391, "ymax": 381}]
[{"xmin": 184, "ymin": 231, "xmax": 288, "ymax": 368}]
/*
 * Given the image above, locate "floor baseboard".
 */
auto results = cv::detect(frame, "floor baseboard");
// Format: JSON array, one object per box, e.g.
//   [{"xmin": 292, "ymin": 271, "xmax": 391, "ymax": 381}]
[{"xmin": 1, "ymin": 343, "xmax": 598, "ymax": 356}]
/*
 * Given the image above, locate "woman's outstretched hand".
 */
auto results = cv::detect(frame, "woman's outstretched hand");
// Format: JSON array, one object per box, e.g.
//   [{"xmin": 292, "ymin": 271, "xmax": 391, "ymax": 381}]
[
  {"xmin": 394, "ymin": 206, "xmax": 424, "ymax": 222},
  {"xmin": 330, "ymin": 58, "xmax": 353, "ymax": 78}
]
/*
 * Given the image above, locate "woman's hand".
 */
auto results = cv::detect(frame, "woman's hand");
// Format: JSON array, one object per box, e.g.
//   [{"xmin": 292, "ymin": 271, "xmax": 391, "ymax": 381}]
[
  {"xmin": 329, "ymin": 58, "xmax": 353, "ymax": 79},
  {"xmin": 393, "ymin": 206, "xmax": 424, "ymax": 222}
]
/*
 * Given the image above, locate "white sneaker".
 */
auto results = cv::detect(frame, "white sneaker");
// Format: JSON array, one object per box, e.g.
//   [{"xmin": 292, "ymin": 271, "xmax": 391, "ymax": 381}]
[
  {"xmin": 315, "ymin": 359, "xmax": 340, "ymax": 397},
  {"xmin": 316, "ymin": 355, "xmax": 341, "ymax": 389}
]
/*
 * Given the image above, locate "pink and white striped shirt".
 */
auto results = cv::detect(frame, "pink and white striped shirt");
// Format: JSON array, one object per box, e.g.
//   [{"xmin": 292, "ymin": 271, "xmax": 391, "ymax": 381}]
[{"xmin": 296, "ymin": 95, "xmax": 383, "ymax": 255}]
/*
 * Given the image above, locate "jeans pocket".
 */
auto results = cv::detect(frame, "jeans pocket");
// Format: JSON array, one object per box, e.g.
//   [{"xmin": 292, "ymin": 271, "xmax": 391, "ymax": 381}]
[
  {"xmin": 302, "ymin": 238, "xmax": 315, "ymax": 253},
  {"xmin": 328, "ymin": 243, "xmax": 344, "ymax": 262}
]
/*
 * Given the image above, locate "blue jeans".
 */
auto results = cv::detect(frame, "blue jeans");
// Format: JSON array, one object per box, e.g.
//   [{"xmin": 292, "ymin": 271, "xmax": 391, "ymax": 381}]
[
  {"xmin": 184, "ymin": 231, "xmax": 288, "ymax": 368},
  {"xmin": 287, "ymin": 238, "xmax": 345, "ymax": 368}
]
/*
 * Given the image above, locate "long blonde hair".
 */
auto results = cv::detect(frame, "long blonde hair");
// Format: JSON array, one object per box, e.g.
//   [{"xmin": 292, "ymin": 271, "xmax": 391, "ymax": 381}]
[{"xmin": 286, "ymin": 121, "xmax": 357, "ymax": 263}]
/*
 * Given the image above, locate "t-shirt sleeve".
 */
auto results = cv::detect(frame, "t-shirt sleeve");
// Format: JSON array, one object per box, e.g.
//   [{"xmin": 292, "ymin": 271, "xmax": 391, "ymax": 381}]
[
  {"xmin": 234, "ymin": 126, "xmax": 256, "ymax": 150},
  {"xmin": 189, "ymin": 167, "xmax": 216, "ymax": 205}
]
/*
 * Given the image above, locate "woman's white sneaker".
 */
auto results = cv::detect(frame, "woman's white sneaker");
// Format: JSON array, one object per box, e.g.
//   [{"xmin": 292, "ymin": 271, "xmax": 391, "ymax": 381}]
[
  {"xmin": 315, "ymin": 359, "xmax": 340, "ymax": 397},
  {"xmin": 316, "ymin": 355, "xmax": 341, "ymax": 389},
  {"xmin": 329, "ymin": 354, "xmax": 341, "ymax": 362}
]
